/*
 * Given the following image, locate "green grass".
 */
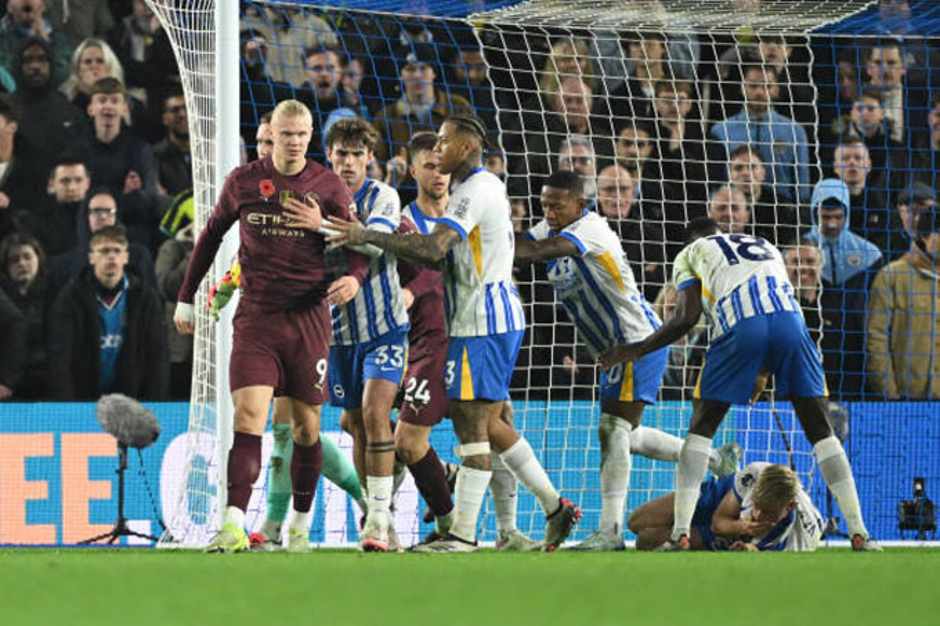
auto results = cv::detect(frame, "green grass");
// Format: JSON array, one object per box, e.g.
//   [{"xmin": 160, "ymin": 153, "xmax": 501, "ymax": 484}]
[{"xmin": 2, "ymin": 548, "xmax": 938, "ymax": 625}]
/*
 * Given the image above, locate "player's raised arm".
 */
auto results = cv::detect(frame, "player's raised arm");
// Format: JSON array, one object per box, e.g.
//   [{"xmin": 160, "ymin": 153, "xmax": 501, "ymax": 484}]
[
  {"xmin": 326, "ymin": 211, "xmax": 461, "ymax": 267},
  {"xmin": 514, "ymin": 172, "xmax": 591, "ymax": 265},
  {"xmin": 597, "ymin": 278, "xmax": 703, "ymax": 370}
]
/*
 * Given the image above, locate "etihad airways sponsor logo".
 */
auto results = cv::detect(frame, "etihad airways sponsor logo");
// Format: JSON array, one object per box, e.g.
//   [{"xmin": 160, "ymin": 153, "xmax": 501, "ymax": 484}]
[{"xmin": 246, "ymin": 212, "xmax": 307, "ymax": 238}]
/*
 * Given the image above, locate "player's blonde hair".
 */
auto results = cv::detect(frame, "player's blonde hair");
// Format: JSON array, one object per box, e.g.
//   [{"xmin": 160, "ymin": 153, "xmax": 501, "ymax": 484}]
[
  {"xmin": 271, "ymin": 99, "xmax": 313, "ymax": 125},
  {"xmin": 752, "ymin": 464, "xmax": 800, "ymax": 513}
]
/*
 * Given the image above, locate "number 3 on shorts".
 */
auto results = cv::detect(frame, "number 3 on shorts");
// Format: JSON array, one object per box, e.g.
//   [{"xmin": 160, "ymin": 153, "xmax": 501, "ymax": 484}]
[{"xmin": 444, "ymin": 360, "xmax": 456, "ymax": 387}]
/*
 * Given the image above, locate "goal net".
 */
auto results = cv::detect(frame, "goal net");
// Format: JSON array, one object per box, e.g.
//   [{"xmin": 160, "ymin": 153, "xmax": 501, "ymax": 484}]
[{"xmin": 154, "ymin": 0, "xmax": 936, "ymax": 548}]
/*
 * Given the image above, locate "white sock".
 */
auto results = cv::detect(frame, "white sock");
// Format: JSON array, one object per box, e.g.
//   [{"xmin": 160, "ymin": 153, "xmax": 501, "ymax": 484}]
[
  {"xmin": 631, "ymin": 426, "xmax": 724, "ymax": 473},
  {"xmin": 814, "ymin": 436, "xmax": 869, "ymax": 538},
  {"xmin": 223, "ymin": 505, "xmax": 245, "ymax": 530},
  {"xmin": 366, "ymin": 475, "xmax": 393, "ymax": 526},
  {"xmin": 451, "ymin": 466, "xmax": 492, "ymax": 542},
  {"xmin": 288, "ymin": 510, "xmax": 311, "ymax": 534},
  {"xmin": 598, "ymin": 414, "xmax": 632, "ymax": 534},
  {"xmin": 501, "ymin": 437, "xmax": 560, "ymax": 515},
  {"xmin": 489, "ymin": 452, "xmax": 518, "ymax": 535},
  {"xmin": 259, "ymin": 518, "xmax": 281, "ymax": 540},
  {"xmin": 673, "ymin": 434, "xmax": 712, "ymax": 541}
]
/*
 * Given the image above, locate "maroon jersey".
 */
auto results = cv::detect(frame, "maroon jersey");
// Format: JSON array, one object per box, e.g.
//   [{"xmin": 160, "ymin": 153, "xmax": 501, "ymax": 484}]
[
  {"xmin": 178, "ymin": 157, "xmax": 368, "ymax": 312},
  {"xmin": 399, "ymin": 205, "xmax": 447, "ymax": 358}
]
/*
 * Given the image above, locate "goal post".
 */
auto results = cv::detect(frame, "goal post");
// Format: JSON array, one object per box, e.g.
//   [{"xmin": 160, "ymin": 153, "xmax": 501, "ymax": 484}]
[{"xmin": 154, "ymin": 0, "xmax": 933, "ymax": 547}]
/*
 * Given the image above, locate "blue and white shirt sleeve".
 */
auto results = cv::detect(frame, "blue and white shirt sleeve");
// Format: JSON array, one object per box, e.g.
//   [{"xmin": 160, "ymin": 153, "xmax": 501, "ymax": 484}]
[
  {"xmin": 526, "ymin": 219, "xmax": 551, "ymax": 242},
  {"xmin": 365, "ymin": 186, "xmax": 401, "ymax": 234},
  {"xmin": 672, "ymin": 246, "xmax": 700, "ymax": 292},
  {"xmin": 560, "ymin": 217, "xmax": 601, "ymax": 256},
  {"xmin": 439, "ymin": 190, "xmax": 482, "ymax": 240}
]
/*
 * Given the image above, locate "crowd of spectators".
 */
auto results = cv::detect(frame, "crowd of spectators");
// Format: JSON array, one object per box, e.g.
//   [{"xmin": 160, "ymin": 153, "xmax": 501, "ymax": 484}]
[{"xmin": 0, "ymin": 0, "xmax": 939, "ymax": 402}]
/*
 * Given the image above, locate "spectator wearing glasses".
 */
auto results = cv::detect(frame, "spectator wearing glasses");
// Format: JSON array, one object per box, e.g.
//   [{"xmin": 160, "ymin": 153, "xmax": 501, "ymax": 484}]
[
  {"xmin": 153, "ymin": 88, "xmax": 192, "ymax": 196},
  {"xmin": 45, "ymin": 186, "xmax": 155, "ymax": 295},
  {"xmin": 557, "ymin": 135, "xmax": 597, "ymax": 199},
  {"xmin": 595, "ymin": 163, "xmax": 665, "ymax": 299},
  {"xmin": 47, "ymin": 224, "xmax": 166, "ymax": 400}
]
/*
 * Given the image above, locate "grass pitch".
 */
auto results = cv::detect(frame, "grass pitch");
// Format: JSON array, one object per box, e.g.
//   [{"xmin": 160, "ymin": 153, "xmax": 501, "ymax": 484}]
[{"xmin": 2, "ymin": 548, "xmax": 938, "ymax": 625}]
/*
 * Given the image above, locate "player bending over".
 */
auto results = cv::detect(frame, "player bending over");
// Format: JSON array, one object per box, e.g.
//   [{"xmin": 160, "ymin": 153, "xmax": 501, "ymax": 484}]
[
  {"xmin": 206, "ymin": 265, "xmax": 369, "ymax": 551},
  {"xmin": 514, "ymin": 171, "xmax": 739, "ymax": 551},
  {"xmin": 328, "ymin": 114, "xmax": 581, "ymax": 552},
  {"xmin": 597, "ymin": 217, "xmax": 881, "ymax": 552},
  {"xmin": 629, "ymin": 462, "xmax": 823, "ymax": 551},
  {"xmin": 174, "ymin": 100, "xmax": 367, "ymax": 553}
]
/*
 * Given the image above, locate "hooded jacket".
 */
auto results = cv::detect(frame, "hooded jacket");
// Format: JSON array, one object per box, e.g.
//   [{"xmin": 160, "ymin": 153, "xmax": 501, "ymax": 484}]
[{"xmin": 804, "ymin": 195, "xmax": 883, "ymax": 287}]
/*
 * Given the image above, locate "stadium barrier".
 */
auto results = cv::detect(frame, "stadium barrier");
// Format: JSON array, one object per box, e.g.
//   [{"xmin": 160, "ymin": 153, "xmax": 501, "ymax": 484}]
[{"xmin": 0, "ymin": 401, "xmax": 936, "ymax": 546}]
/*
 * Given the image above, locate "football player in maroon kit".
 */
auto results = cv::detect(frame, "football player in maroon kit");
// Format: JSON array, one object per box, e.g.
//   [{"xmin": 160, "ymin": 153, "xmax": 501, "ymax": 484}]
[{"xmin": 174, "ymin": 100, "xmax": 369, "ymax": 553}]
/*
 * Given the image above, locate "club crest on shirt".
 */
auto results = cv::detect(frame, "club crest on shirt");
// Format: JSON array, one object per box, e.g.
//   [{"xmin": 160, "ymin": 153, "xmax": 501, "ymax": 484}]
[
  {"xmin": 280, "ymin": 189, "xmax": 295, "ymax": 205},
  {"xmin": 304, "ymin": 192, "xmax": 320, "ymax": 207}
]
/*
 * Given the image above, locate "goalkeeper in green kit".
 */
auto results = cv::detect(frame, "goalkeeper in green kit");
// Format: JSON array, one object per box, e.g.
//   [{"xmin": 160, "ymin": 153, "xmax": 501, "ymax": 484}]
[{"xmin": 209, "ymin": 262, "xmax": 368, "ymax": 551}]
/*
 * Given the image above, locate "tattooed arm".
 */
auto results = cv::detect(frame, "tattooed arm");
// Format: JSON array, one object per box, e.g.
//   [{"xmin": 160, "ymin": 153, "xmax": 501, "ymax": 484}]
[{"xmin": 326, "ymin": 217, "xmax": 461, "ymax": 267}]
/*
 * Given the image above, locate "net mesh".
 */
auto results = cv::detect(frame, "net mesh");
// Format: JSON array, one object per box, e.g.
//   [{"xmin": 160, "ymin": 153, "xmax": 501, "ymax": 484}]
[{"xmin": 154, "ymin": 0, "xmax": 940, "ymax": 547}]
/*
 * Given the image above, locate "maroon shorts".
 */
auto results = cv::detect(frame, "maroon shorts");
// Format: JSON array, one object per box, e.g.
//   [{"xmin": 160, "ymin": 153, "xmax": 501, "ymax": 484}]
[
  {"xmin": 229, "ymin": 302, "xmax": 331, "ymax": 405},
  {"xmin": 398, "ymin": 348, "xmax": 448, "ymax": 427}
]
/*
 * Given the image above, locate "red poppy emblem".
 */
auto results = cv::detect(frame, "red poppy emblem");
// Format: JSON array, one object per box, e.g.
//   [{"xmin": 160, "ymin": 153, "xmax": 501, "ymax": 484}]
[{"xmin": 259, "ymin": 179, "xmax": 275, "ymax": 197}]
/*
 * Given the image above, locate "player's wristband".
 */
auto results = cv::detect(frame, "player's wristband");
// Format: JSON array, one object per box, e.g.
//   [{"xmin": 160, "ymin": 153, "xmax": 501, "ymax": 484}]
[{"xmin": 175, "ymin": 301, "xmax": 195, "ymax": 324}]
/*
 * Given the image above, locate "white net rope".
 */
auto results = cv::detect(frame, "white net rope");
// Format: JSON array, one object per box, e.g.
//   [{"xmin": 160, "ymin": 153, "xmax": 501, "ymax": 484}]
[{"xmin": 151, "ymin": 0, "xmax": 893, "ymax": 546}]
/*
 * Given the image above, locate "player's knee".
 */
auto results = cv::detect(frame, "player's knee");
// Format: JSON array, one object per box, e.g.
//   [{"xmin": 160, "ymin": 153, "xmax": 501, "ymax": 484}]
[
  {"xmin": 291, "ymin": 421, "xmax": 319, "ymax": 447},
  {"xmin": 394, "ymin": 428, "xmax": 428, "ymax": 465},
  {"xmin": 340, "ymin": 410, "xmax": 360, "ymax": 435}
]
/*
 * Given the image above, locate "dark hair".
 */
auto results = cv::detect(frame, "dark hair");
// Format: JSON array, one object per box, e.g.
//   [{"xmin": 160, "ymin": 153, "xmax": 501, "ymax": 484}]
[
  {"xmin": 740, "ymin": 48, "xmax": 778, "ymax": 79},
  {"xmin": 88, "ymin": 76, "xmax": 126, "ymax": 98},
  {"xmin": 0, "ymin": 93, "xmax": 19, "ymax": 124},
  {"xmin": 684, "ymin": 217, "xmax": 720, "ymax": 244},
  {"xmin": 325, "ymin": 117, "xmax": 380, "ymax": 152},
  {"xmin": 408, "ymin": 131, "xmax": 438, "ymax": 164},
  {"xmin": 89, "ymin": 224, "xmax": 128, "ymax": 250},
  {"xmin": 0, "ymin": 231, "xmax": 46, "ymax": 277},
  {"xmin": 915, "ymin": 209, "xmax": 939, "ymax": 236},
  {"xmin": 617, "ymin": 119, "xmax": 656, "ymax": 139},
  {"xmin": 162, "ymin": 87, "xmax": 185, "ymax": 106},
  {"xmin": 259, "ymin": 110, "xmax": 273, "ymax": 125},
  {"xmin": 544, "ymin": 170, "xmax": 585, "ymax": 198},
  {"xmin": 729, "ymin": 144, "xmax": 764, "ymax": 163},
  {"xmin": 51, "ymin": 153, "xmax": 89, "ymax": 172},
  {"xmin": 304, "ymin": 46, "xmax": 346, "ymax": 67},
  {"xmin": 858, "ymin": 87, "xmax": 885, "ymax": 104},
  {"xmin": 819, "ymin": 198, "xmax": 847, "ymax": 212},
  {"xmin": 444, "ymin": 113, "xmax": 487, "ymax": 143}
]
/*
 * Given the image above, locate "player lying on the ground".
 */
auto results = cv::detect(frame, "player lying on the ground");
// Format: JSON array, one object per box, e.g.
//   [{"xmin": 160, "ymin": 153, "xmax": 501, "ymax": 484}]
[
  {"xmin": 513, "ymin": 171, "xmax": 740, "ymax": 551},
  {"xmin": 597, "ymin": 215, "xmax": 881, "ymax": 552},
  {"xmin": 327, "ymin": 114, "xmax": 581, "ymax": 552},
  {"xmin": 629, "ymin": 462, "xmax": 823, "ymax": 552},
  {"xmin": 174, "ymin": 100, "xmax": 368, "ymax": 553}
]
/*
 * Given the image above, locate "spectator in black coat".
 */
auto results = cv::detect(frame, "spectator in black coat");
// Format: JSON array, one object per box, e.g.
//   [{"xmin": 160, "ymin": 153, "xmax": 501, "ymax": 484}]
[
  {"xmin": 46, "ymin": 186, "xmax": 156, "ymax": 295},
  {"xmin": 0, "ymin": 231, "xmax": 48, "ymax": 399},
  {"xmin": 20, "ymin": 154, "xmax": 90, "ymax": 256},
  {"xmin": 83, "ymin": 76, "xmax": 157, "ymax": 195},
  {"xmin": 10, "ymin": 37, "xmax": 87, "ymax": 180},
  {"xmin": 0, "ymin": 270, "xmax": 27, "ymax": 400},
  {"xmin": 47, "ymin": 224, "xmax": 166, "ymax": 400},
  {"xmin": 0, "ymin": 94, "xmax": 48, "ymax": 238},
  {"xmin": 153, "ymin": 87, "xmax": 192, "ymax": 196}
]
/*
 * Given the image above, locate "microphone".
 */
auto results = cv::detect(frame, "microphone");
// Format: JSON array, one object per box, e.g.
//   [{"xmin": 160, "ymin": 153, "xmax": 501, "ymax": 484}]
[{"xmin": 96, "ymin": 394, "xmax": 161, "ymax": 449}]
